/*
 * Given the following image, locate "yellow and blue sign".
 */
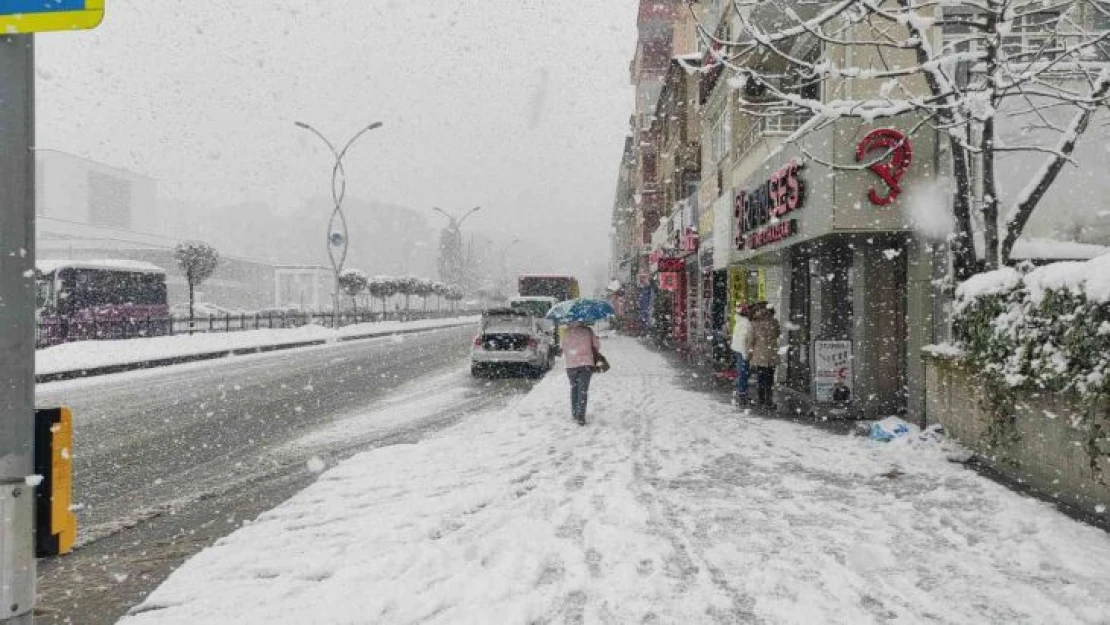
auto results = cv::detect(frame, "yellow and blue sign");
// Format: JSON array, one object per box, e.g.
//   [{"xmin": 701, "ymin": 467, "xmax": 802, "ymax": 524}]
[{"xmin": 0, "ymin": 0, "xmax": 104, "ymax": 34}]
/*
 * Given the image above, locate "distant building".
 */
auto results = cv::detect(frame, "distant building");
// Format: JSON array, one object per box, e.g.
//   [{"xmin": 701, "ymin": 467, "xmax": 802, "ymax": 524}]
[
  {"xmin": 35, "ymin": 150, "xmax": 280, "ymax": 311},
  {"xmin": 274, "ymin": 266, "xmax": 333, "ymax": 311}
]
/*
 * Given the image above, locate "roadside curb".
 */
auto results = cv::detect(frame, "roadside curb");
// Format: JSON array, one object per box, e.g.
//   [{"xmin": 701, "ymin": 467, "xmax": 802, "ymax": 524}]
[{"xmin": 36, "ymin": 321, "xmax": 477, "ymax": 384}]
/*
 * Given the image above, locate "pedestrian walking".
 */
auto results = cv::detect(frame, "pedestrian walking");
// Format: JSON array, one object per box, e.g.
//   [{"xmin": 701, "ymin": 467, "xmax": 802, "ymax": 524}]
[
  {"xmin": 750, "ymin": 302, "xmax": 781, "ymax": 410},
  {"xmin": 562, "ymin": 321, "xmax": 601, "ymax": 425},
  {"xmin": 730, "ymin": 303, "xmax": 754, "ymax": 406}
]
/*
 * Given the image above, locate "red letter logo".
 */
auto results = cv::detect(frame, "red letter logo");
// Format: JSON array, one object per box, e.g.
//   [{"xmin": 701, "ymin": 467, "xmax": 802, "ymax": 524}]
[{"xmin": 856, "ymin": 129, "xmax": 912, "ymax": 206}]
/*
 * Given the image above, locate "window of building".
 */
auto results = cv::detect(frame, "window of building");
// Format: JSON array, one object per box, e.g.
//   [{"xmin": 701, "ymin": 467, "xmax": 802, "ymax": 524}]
[
  {"xmin": 708, "ymin": 104, "xmax": 730, "ymax": 164},
  {"xmin": 1000, "ymin": 11, "xmax": 1061, "ymax": 61}
]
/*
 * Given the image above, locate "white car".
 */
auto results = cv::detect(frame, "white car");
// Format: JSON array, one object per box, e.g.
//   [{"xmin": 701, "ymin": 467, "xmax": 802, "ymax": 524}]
[
  {"xmin": 470, "ymin": 308, "xmax": 554, "ymax": 378},
  {"xmin": 508, "ymin": 295, "xmax": 558, "ymax": 333}
]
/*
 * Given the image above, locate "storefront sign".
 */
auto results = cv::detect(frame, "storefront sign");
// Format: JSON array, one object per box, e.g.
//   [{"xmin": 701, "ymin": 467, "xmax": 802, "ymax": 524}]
[
  {"xmin": 657, "ymin": 257, "xmax": 685, "ymax": 273},
  {"xmin": 734, "ymin": 160, "xmax": 805, "ymax": 250},
  {"xmin": 856, "ymin": 129, "xmax": 913, "ymax": 206},
  {"xmin": 659, "ymin": 272, "xmax": 679, "ymax": 291},
  {"xmin": 814, "ymin": 340, "xmax": 853, "ymax": 403},
  {"xmin": 679, "ymin": 227, "xmax": 700, "ymax": 253}
]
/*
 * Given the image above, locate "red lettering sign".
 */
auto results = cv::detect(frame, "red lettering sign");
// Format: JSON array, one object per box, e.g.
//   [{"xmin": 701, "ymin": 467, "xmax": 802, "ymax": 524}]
[
  {"xmin": 734, "ymin": 161, "xmax": 804, "ymax": 250},
  {"xmin": 856, "ymin": 129, "xmax": 912, "ymax": 206}
]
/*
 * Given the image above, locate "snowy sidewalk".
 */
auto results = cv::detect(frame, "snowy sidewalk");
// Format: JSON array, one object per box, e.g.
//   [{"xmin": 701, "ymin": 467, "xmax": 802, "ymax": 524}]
[{"xmin": 121, "ymin": 337, "xmax": 1110, "ymax": 624}]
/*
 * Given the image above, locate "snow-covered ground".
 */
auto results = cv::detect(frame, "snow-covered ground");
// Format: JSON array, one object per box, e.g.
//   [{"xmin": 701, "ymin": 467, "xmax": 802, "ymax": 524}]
[
  {"xmin": 121, "ymin": 337, "xmax": 1110, "ymax": 624},
  {"xmin": 36, "ymin": 316, "xmax": 479, "ymax": 375}
]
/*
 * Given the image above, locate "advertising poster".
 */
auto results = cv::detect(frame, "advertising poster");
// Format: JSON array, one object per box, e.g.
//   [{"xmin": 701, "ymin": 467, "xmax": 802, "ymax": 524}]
[{"xmin": 814, "ymin": 340, "xmax": 853, "ymax": 402}]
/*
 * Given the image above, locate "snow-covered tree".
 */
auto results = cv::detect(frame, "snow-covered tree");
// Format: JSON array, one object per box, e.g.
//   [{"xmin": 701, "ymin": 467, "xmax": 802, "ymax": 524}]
[
  {"xmin": 338, "ymin": 269, "xmax": 369, "ymax": 313},
  {"xmin": 445, "ymin": 285, "xmax": 464, "ymax": 311},
  {"xmin": 695, "ymin": 0, "xmax": 1110, "ymax": 279},
  {"xmin": 432, "ymin": 281, "xmax": 448, "ymax": 310},
  {"xmin": 367, "ymin": 276, "xmax": 397, "ymax": 314},
  {"xmin": 174, "ymin": 240, "xmax": 219, "ymax": 322},
  {"xmin": 397, "ymin": 276, "xmax": 420, "ymax": 311},
  {"xmin": 413, "ymin": 278, "xmax": 437, "ymax": 311}
]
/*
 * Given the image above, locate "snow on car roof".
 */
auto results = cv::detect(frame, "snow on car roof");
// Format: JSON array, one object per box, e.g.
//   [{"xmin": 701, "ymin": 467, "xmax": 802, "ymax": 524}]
[
  {"xmin": 482, "ymin": 307, "xmax": 533, "ymax": 317},
  {"xmin": 36, "ymin": 259, "xmax": 168, "ymax": 275}
]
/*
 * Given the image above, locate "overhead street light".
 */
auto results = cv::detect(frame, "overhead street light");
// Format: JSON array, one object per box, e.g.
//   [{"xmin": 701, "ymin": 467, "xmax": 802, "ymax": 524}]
[
  {"xmin": 294, "ymin": 120, "xmax": 384, "ymax": 327},
  {"xmin": 432, "ymin": 206, "xmax": 482, "ymax": 290}
]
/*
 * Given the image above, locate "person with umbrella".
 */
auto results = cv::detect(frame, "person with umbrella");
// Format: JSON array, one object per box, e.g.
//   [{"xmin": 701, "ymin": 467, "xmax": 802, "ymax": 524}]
[{"xmin": 547, "ymin": 299, "xmax": 614, "ymax": 426}]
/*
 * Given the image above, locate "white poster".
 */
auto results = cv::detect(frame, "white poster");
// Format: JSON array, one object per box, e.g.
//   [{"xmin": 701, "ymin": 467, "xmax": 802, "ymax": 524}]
[{"xmin": 814, "ymin": 340, "xmax": 853, "ymax": 403}]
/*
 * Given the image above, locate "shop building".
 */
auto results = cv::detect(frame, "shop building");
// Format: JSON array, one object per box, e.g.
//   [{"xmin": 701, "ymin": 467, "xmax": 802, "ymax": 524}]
[{"xmin": 724, "ymin": 117, "xmax": 940, "ymax": 421}]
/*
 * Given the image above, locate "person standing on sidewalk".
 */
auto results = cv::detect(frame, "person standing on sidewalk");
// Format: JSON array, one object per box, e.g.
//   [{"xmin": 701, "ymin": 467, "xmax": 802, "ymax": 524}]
[
  {"xmin": 730, "ymin": 303, "xmax": 754, "ymax": 406},
  {"xmin": 750, "ymin": 303, "xmax": 781, "ymax": 410},
  {"xmin": 562, "ymin": 321, "xmax": 600, "ymax": 425}
]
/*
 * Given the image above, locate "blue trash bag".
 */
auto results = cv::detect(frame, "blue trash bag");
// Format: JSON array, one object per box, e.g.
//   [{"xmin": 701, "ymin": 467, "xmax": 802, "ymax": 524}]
[{"xmin": 869, "ymin": 417, "xmax": 919, "ymax": 442}]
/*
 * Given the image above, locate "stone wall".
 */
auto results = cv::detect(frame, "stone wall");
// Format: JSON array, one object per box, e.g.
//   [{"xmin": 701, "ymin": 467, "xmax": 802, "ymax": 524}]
[{"xmin": 926, "ymin": 354, "xmax": 1110, "ymax": 514}]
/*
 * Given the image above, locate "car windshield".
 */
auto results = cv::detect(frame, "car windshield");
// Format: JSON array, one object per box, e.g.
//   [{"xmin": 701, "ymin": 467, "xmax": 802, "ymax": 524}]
[{"xmin": 510, "ymin": 300, "xmax": 553, "ymax": 317}]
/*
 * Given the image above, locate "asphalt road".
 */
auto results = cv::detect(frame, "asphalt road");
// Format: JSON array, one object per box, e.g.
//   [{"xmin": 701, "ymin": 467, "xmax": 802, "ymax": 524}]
[{"xmin": 33, "ymin": 324, "xmax": 541, "ymax": 624}]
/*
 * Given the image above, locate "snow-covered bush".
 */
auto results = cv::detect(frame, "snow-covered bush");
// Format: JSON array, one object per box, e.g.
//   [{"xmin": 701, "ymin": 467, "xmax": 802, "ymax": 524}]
[{"xmin": 951, "ymin": 255, "xmax": 1110, "ymax": 402}]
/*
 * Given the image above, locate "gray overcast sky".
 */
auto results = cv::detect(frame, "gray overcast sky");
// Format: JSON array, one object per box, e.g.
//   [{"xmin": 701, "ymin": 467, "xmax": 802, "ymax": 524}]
[{"xmin": 36, "ymin": 0, "xmax": 639, "ymax": 283}]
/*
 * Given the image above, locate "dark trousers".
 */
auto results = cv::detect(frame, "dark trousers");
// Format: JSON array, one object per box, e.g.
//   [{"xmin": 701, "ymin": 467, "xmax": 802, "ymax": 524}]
[
  {"xmin": 567, "ymin": 366, "xmax": 594, "ymax": 419},
  {"xmin": 752, "ymin": 366, "xmax": 776, "ymax": 406}
]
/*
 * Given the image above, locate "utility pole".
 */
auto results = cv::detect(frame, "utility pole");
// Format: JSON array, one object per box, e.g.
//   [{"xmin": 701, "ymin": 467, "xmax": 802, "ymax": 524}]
[{"xmin": 0, "ymin": 34, "xmax": 37, "ymax": 625}]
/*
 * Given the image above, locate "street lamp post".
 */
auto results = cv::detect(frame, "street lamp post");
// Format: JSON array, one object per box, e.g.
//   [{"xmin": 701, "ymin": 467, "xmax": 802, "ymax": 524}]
[
  {"xmin": 295, "ymin": 120, "xmax": 383, "ymax": 328},
  {"xmin": 432, "ymin": 206, "xmax": 481, "ymax": 290}
]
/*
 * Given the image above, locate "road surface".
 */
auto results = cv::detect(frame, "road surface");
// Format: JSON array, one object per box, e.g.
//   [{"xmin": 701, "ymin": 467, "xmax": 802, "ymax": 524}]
[{"xmin": 33, "ymin": 324, "xmax": 540, "ymax": 624}]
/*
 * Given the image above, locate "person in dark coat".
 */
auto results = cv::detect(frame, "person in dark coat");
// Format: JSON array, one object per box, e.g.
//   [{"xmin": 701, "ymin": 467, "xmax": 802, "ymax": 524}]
[{"xmin": 749, "ymin": 303, "xmax": 781, "ymax": 410}]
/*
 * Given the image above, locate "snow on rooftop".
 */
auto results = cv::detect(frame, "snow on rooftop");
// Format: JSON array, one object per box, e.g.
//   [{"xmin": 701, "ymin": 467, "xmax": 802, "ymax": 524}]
[{"xmin": 35, "ymin": 259, "xmax": 168, "ymax": 275}]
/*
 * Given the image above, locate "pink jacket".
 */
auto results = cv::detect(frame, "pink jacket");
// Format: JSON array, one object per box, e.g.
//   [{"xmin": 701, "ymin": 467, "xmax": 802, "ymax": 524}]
[{"xmin": 562, "ymin": 325, "xmax": 600, "ymax": 369}]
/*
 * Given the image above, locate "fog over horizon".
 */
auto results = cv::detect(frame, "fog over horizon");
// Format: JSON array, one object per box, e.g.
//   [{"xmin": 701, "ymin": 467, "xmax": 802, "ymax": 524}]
[{"xmin": 35, "ymin": 0, "xmax": 640, "ymax": 295}]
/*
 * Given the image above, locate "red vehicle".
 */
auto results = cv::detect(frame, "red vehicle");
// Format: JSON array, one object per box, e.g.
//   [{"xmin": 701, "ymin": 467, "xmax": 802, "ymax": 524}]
[
  {"xmin": 517, "ymin": 274, "xmax": 580, "ymax": 303},
  {"xmin": 36, "ymin": 260, "xmax": 170, "ymax": 346}
]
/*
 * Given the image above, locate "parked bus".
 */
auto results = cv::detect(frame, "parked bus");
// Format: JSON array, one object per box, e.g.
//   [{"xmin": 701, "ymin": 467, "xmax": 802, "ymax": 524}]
[
  {"xmin": 36, "ymin": 259, "xmax": 170, "ymax": 346},
  {"xmin": 517, "ymin": 274, "xmax": 580, "ymax": 303}
]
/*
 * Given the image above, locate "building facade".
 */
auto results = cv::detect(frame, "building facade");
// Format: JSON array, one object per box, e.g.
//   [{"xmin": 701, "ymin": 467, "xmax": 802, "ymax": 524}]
[{"xmin": 612, "ymin": 0, "xmax": 1110, "ymax": 422}]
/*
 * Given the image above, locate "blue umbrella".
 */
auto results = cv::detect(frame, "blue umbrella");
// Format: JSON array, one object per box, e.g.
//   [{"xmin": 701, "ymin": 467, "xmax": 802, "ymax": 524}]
[{"xmin": 546, "ymin": 298, "xmax": 615, "ymax": 323}]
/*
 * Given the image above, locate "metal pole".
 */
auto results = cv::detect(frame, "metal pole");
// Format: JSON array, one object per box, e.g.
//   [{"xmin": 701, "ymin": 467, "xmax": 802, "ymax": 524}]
[
  {"xmin": 295, "ymin": 121, "xmax": 382, "ymax": 329},
  {"xmin": 0, "ymin": 34, "xmax": 36, "ymax": 625}
]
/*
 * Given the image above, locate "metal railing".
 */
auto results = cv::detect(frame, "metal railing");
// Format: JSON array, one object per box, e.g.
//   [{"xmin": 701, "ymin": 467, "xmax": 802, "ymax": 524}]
[
  {"xmin": 736, "ymin": 114, "xmax": 812, "ymax": 158},
  {"xmin": 35, "ymin": 309, "xmax": 478, "ymax": 349}
]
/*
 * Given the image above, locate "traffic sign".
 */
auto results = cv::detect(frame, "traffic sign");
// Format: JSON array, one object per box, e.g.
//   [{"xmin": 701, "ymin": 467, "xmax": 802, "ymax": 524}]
[{"xmin": 0, "ymin": 0, "xmax": 104, "ymax": 34}]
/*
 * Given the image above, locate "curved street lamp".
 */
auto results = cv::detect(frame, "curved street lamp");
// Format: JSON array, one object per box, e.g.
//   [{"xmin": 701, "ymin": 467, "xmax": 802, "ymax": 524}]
[
  {"xmin": 432, "ymin": 206, "xmax": 481, "ymax": 288},
  {"xmin": 294, "ymin": 120, "xmax": 383, "ymax": 326}
]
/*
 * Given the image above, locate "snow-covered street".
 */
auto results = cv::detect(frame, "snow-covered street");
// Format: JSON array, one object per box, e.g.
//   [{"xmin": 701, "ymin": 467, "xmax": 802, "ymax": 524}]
[{"xmin": 121, "ymin": 336, "xmax": 1110, "ymax": 625}]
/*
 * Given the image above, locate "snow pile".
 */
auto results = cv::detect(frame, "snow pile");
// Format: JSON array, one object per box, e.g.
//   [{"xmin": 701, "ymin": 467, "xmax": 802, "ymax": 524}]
[
  {"xmin": 36, "ymin": 316, "xmax": 479, "ymax": 376},
  {"xmin": 120, "ymin": 338, "xmax": 1110, "ymax": 624},
  {"xmin": 951, "ymin": 256, "xmax": 1110, "ymax": 398}
]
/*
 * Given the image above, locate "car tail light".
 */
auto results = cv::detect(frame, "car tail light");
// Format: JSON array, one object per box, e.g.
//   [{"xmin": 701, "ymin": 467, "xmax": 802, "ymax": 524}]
[
  {"xmin": 527, "ymin": 337, "xmax": 538, "ymax": 350},
  {"xmin": 473, "ymin": 336, "xmax": 482, "ymax": 348}
]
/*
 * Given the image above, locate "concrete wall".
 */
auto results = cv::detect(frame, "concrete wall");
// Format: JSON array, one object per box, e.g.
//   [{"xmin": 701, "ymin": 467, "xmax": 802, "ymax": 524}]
[{"xmin": 926, "ymin": 356, "xmax": 1110, "ymax": 515}]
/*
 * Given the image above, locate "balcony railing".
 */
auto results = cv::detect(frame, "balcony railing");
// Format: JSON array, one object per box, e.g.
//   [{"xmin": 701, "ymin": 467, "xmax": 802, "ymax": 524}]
[{"xmin": 736, "ymin": 114, "xmax": 812, "ymax": 158}]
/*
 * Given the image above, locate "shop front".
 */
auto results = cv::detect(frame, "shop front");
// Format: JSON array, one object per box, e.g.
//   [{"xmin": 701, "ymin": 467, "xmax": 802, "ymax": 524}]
[{"xmin": 727, "ymin": 119, "xmax": 938, "ymax": 420}]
